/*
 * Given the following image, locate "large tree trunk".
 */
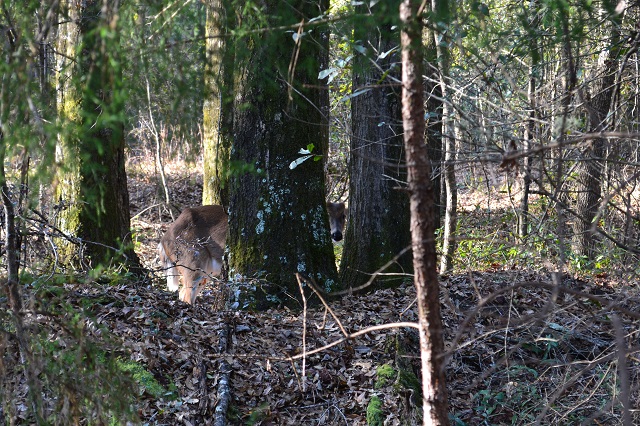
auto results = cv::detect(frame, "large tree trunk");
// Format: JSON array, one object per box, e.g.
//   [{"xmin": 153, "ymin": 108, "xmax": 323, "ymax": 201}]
[
  {"xmin": 340, "ymin": 0, "xmax": 412, "ymax": 290},
  {"xmin": 202, "ymin": 0, "xmax": 235, "ymax": 207},
  {"xmin": 227, "ymin": 0, "xmax": 338, "ymax": 309},
  {"xmin": 400, "ymin": 0, "xmax": 448, "ymax": 423},
  {"xmin": 55, "ymin": 0, "xmax": 139, "ymax": 267},
  {"xmin": 572, "ymin": 1, "xmax": 622, "ymax": 261}
]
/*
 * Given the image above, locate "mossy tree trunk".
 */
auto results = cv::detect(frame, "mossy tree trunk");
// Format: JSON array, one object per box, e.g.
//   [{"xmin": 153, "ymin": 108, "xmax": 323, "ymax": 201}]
[
  {"xmin": 55, "ymin": 0, "xmax": 138, "ymax": 268},
  {"xmin": 202, "ymin": 0, "xmax": 235, "ymax": 207},
  {"xmin": 339, "ymin": 0, "xmax": 412, "ymax": 290},
  {"xmin": 227, "ymin": 0, "xmax": 339, "ymax": 308}
]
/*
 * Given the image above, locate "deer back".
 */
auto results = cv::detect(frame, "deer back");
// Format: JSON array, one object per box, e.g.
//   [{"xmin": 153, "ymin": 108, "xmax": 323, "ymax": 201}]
[{"xmin": 162, "ymin": 205, "xmax": 228, "ymax": 265}]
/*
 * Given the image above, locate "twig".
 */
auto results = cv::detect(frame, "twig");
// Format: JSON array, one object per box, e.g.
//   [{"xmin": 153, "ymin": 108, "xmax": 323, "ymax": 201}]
[
  {"xmin": 145, "ymin": 78, "xmax": 172, "ymax": 220},
  {"xmin": 298, "ymin": 273, "xmax": 349, "ymax": 337},
  {"xmin": 612, "ymin": 314, "xmax": 632, "ymax": 426},
  {"xmin": 286, "ymin": 322, "xmax": 419, "ymax": 361},
  {"xmin": 296, "ymin": 274, "xmax": 308, "ymax": 393},
  {"xmin": 450, "ymin": 279, "xmax": 640, "ymax": 357}
]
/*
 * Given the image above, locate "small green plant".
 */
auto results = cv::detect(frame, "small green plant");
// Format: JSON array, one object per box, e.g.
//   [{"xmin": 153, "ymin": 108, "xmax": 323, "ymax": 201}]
[
  {"xmin": 374, "ymin": 364, "xmax": 396, "ymax": 389},
  {"xmin": 568, "ymin": 252, "xmax": 591, "ymax": 272},
  {"xmin": 245, "ymin": 402, "xmax": 271, "ymax": 425},
  {"xmin": 116, "ymin": 358, "xmax": 175, "ymax": 399},
  {"xmin": 473, "ymin": 366, "xmax": 541, "ymax": 425},
  {"xmin": 474, "ymin": 388, "xmax": 506, "ymax": 422},
  {"xmin": 593, "ymin": 254, "xmax": 611, "ymax": 270},
  {"xmin": 25, "ymin": 328, "xmax": 139, "ymax": 424},
  {"xmin": 366, "ymin": 395, "xmax": 384, "ymax": 426}
]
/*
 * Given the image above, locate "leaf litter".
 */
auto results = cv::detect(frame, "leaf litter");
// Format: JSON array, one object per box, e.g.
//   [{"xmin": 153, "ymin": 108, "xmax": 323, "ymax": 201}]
[
  {"xmin": 13, "ymin": 266, "xmax": 636, "ymax": 425},
  {"xmin": 3, "ymin": 160, "xmax": 639, "ymax": 425},
  {"xmin": 130, "ymin": 161, "xmax": 640, "ymax": 424}
]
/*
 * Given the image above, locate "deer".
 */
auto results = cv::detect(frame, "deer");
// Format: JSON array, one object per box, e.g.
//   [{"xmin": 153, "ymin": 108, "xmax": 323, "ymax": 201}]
[
  {"xmin": 158, "ymin": 202, "xmax": 347, "ymax": 304},
  {"xmin": 326, "ymin": 201, "xmax": 346, "ymax": 242}
]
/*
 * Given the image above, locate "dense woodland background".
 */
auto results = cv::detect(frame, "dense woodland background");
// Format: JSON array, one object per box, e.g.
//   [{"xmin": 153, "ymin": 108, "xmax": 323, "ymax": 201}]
[{"xmin": 2, "ymin": 0, "xmax": 640, "ymax": 424}]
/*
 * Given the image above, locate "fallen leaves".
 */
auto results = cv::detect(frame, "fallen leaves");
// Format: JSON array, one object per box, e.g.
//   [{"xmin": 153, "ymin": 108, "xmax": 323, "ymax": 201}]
[{"xmin": 4, "ymin": 267, "xmax": 640, "ymax": 424}]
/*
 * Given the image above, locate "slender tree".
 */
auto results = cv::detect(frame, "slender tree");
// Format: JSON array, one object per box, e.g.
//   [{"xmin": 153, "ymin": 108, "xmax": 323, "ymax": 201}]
[
  {"xmin": 550, "ymin": 0, "xmax": 578, "ymax": 266},
  {"xmin": 1, "ymin": 6, "xmax": 26, "ymax": 312},
  {"xmin": 54, "ymin": 0, "xmax": 138, "ymax": 267},
  {"xmin": 431, "ymin": 0, "xmax": 456, "ymax": 274},
  {"xmin": 227, "ymin": 0, "xmax": 339, "ymax": 308},
  {"xmin": 400, "ymin": 0, "xmax": 448, "ymax": 423},
  {"xmin": 340, "ymin": 0, "xmax": 412, "ymax": 290},
  {"xmin": 440, "ymin": 110, "xmax": 457, "ymax": 274},
  {"xmin": 518, "ymin": 0, "xmax": 541, "ymax": 239},
  {"xmin": 202, "ymin": 0, "xmax": 235, "ymax": 206}
]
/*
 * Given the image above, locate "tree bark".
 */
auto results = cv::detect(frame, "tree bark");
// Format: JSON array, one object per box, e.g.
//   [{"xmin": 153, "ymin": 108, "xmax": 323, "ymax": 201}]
[
  {"xmin": 431, "ymin": 0, "xmax": 455, "ymax": 274},
  {"xmin": 340, "ymin": 0, "xmax": 412, "ymax": 290},
  {"xmin": 202, "ymin": 0, "xmax": 235, "ymax": 207},
  {"xmin": 572, "ymin": 0, "xmax": 622, "ymax": 261},
  {"xmin": 400, "ymin": 1, "xmax": 448, "ymax": 423},
  {"xmin": 440, "ymin": 116, "xmax": 457, "ymax": 274},
  {"xmin": 423, "ymin": 5, "xmax": 443, "ymax": 227},
  {"xmin": 519, "ymin": 0, "xmax": 541, "ymax": 239},
  {"xmin": 55, "ymin": 0, "xmax": 139, "ymax": 268},
  {"xmin": 227, "ymin": 0, "xmax": 339, "ymax": 309}
]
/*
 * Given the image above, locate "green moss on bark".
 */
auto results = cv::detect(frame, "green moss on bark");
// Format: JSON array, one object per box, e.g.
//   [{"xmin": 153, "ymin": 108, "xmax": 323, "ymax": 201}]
[
  {"xmin": 54, "ymin": 0, "xmax": 139, "ymax": 269},
  {"xmin": 227, "ymin": 4, "xmax": 338, "ymax": 308}
]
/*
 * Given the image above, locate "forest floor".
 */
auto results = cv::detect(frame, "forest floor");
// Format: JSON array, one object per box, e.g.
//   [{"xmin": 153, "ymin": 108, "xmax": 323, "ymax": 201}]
[
  {"xmin": 122, "ymin": 158, "xmax": 640, "ymax": 425},
  {"xmin": 6, "ymin": 157, "xmax": 640, "ymax": 425}
]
